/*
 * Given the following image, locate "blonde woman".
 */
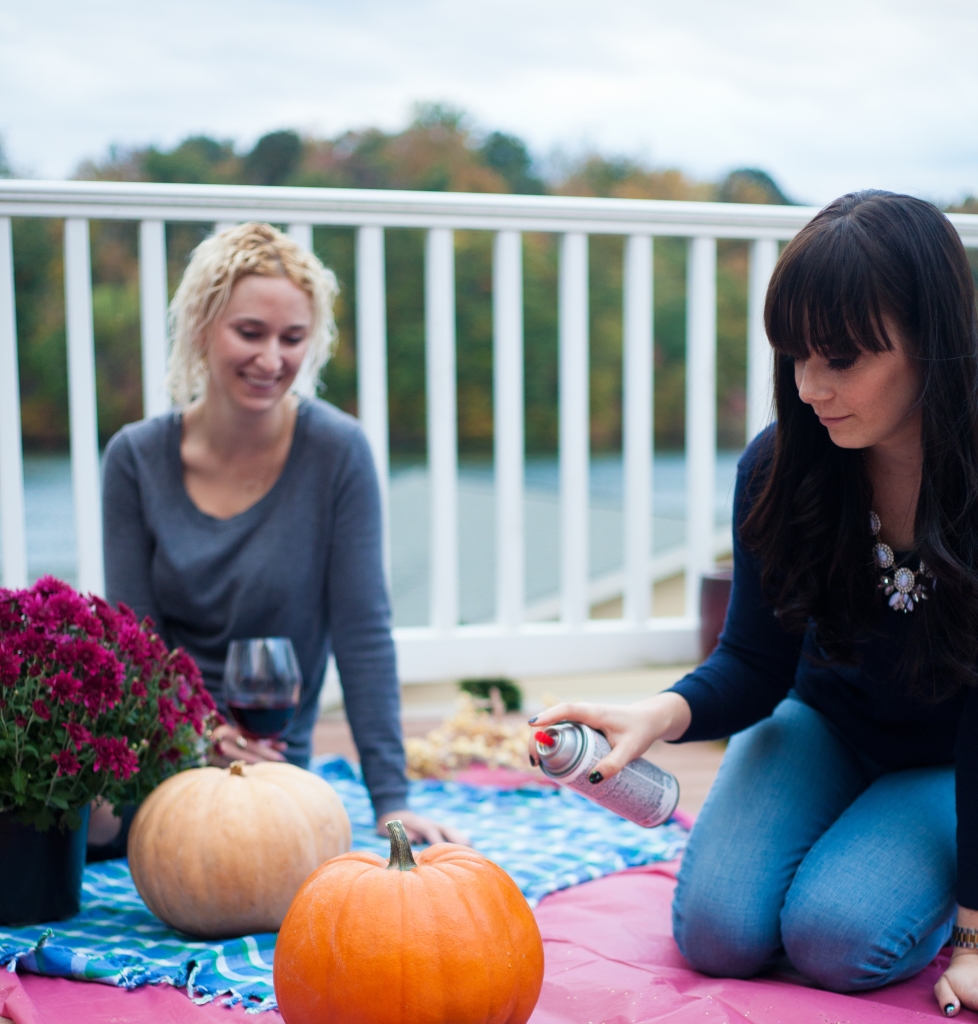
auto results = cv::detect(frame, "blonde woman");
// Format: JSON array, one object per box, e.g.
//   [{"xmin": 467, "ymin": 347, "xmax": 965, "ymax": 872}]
[{"xmin": 100, "ymin": 223, "xmax": 464, "ymax": 847}]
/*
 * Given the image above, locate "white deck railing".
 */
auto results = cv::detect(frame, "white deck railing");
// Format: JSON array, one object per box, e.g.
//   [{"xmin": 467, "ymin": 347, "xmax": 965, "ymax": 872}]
[{"xmin": 2, "ymin": 181, "xmax": 976, "ymax": 682}]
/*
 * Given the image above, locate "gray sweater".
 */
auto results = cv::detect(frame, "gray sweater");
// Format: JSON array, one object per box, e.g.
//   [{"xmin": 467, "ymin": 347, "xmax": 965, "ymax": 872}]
[{"xmin": 101, "ymin": 398, "xmax": 409, "ymax": 817}]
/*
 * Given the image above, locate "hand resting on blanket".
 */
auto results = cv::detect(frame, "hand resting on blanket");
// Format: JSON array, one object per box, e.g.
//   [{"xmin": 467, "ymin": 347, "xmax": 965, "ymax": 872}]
[
  {"xmin": 934, "ymin": 906, "xmax": 978, "ymax": 1017},
  {"xmin": 527, "ymin": 692, "xmax": 692, "ymax": 780}
]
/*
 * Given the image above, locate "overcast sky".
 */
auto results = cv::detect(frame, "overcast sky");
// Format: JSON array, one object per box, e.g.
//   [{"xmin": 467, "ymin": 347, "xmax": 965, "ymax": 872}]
[{"xmin": 2, "ymin": 0, "xmax": 976, "ymax": 205}]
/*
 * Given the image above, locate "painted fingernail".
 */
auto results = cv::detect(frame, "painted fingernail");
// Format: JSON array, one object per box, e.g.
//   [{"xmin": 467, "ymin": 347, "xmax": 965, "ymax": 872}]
[
  {"xmin": 528, "ymin": 716, "xmax": 538, "ymax": 724},
  {"xmin": 529, "ymin": 755, "xmax": 537, "ymax": 767},
  {"xmin": 944, "ymin": 1004, "xmax": 956, "ymax": 1016},
  {"xmin": 588, "ymin": 770, "xmax": 603, "ymax": 784}
]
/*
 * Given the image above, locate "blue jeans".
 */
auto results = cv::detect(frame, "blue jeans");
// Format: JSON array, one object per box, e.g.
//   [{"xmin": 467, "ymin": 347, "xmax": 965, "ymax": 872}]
[{"xmin": 672, "ymin": 695, "xmax": 956, "ymax": 992}]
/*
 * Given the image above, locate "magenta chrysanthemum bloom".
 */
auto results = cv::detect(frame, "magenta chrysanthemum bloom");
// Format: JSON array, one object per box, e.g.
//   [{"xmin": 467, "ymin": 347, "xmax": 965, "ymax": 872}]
[
  {"xmin": 51, "ymin": 749, "xmax": 81, "ymax": 777},
  {"xmin": 0, "ymin": 644, "xmax": 22, "ymax": 687},
  {"xmin": 48, "ymin": 670, "xmax": 82, "ymax": 704},
  {"xmin": 63, "ymin": 721, "xmax": 93, "ymax": 751},
  {"xmin": 91, "ymin": 736, "xmax": 139, "ymax": 781},
  {"xmin": 2, "ymin": 578, "xmax": 215, "ymax": 832},
  {"xmin": 157, "ymin": 695, "xmax": 178, "ymax": 737}
]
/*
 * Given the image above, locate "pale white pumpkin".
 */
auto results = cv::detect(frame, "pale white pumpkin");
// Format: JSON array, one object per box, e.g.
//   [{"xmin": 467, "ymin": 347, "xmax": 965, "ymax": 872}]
[{"xmin": 128, "ymin": 760, "xmax": 351, "ymax": 938}]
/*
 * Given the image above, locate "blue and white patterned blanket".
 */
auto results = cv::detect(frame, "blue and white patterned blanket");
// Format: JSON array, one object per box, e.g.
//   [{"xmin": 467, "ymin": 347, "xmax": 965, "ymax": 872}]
[{"xmin": 0, "ymin": 756, "xmax": 688, "ymax": 1012}]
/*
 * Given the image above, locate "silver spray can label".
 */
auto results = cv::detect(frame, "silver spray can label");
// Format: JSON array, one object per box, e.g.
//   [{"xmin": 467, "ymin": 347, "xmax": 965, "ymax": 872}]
[{"xmin": 534, "ymin": 722, "xmax": 680, "ymax": 828}]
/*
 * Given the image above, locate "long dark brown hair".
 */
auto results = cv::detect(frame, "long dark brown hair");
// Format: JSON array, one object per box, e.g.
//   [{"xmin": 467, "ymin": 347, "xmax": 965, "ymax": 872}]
[{"xmin": 741, "ymin": 190, "xmax": 978, "ymax": 695}]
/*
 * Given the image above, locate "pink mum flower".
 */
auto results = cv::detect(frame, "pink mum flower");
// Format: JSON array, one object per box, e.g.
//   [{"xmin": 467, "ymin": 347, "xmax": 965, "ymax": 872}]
[
  {"xmin": 31, "ymin": 699, "xmax": 51, "ymax": 721},
  {"xmin": 91, "ymin": 736, "xmax": 139, "ymax": 781},
  {"xmin": 51, "ymin": 749, "xmax": 81, "ymax": 776},
  {"xmin": 0, "ymin": 643, "xmax": 22, "ymax": 687},
  {"xmin": 48, "ymin": 670, "xmax": 82, "ymax": 704},
  {"xmin": 63, "ymin": 721, "xmax": 92, "ymax": 751}
]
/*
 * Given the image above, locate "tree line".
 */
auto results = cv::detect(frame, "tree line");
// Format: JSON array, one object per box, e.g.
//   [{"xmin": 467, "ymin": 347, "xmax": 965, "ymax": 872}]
[{"xmin": 9, "ymin": 104, "xmax": 804, "ymax": 454}]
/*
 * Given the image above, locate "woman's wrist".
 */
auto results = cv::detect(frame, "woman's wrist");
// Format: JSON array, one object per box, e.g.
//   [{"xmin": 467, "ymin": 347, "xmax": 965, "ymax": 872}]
[{"xmin": 647, "ymin": 691, "xmax": 692, "ymax": 743}]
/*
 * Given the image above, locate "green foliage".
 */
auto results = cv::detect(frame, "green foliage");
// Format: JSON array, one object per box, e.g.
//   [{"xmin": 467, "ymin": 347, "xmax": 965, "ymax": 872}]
[
  {"xmin": 10, "ymin": 112, "xmax": 800, "ymax": 453},
  {"xmin": 718, "ymin": 168, "xmax": 794, "ymax": 206},
  {"xmin": 244, "ymin": 130, "xmax": 303, "ymax": 186},
  {"xmin": 0, "ymin": 136, "xmax": 13, "ymax": 178},
  {"xmin": 459, "ymin": 678, "xmax": 523, "ymax": 712},
  {"xmin": 479, "ymin": 132, "xmax": 545, "ymax": 195}
]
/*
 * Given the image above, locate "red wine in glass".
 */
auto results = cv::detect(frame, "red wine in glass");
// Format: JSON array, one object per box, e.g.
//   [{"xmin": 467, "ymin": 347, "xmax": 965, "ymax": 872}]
[
  {"xmin": 228, "ymin": 699, "xmax": 296, "ymax": 739},
  {"xmin": 223, "ymin": 638, "xmax": 302, "ymax": 741}
]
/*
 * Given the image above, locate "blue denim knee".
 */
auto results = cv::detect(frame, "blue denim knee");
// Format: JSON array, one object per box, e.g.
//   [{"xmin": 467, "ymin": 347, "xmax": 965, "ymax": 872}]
[
  {"xmin": 781, "ymin": 891, "xmax": 954, "ymax": 992},
  {"xmin": 672, "ymin": 855, "xmax": 783, "ymax": 978}
]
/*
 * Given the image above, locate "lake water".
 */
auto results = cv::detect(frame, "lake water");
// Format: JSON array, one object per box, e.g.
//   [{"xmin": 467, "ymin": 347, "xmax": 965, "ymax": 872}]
[{"xmin": 6, "ymin": 452, "xmax": 740, "ymax": 627}]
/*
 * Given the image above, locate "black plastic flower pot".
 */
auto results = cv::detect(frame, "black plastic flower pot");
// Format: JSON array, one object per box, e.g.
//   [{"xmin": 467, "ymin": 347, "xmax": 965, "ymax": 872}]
[{"xmin": 0, "ymin": 804, "xmax": 90, "ymax": 926}]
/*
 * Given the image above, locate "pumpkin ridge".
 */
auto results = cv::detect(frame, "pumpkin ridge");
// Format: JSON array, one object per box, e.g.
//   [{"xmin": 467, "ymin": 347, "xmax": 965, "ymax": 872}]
[
  {"xmin": 323, "ymin": 854, "xmax": 362, "ymax": 1022},
  {"xmin": 144, "ymin": 771, "xmax": 211, "ymax": 925},
  {"xmin": 432, "ymin": 864, "xmax": 495, "ymax": 1023}
]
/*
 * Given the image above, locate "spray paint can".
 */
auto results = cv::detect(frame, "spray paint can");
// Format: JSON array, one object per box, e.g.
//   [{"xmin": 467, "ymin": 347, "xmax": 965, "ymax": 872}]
[{"xmin": 534, "ymin": 722, "xmax": 680, "ymax": 828}]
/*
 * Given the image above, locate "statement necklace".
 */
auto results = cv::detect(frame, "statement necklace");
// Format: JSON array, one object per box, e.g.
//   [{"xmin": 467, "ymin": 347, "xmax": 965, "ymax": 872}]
[{"xmin": 870, "ymin": 511, "xmax": 934, "ymax": 612}]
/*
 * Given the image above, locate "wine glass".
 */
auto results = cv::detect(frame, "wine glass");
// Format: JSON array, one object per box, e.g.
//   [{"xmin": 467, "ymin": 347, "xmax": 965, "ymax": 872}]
[{"xmin": 223, "ymin": 638, "xmax": 302, "ymax": 740}]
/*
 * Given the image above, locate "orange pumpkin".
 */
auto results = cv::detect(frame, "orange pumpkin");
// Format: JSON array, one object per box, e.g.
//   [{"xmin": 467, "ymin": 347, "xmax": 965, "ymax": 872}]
[
  {"xmin": 274, "ymin": 820, "xmax": 544, "ymax": 1024},
  {"xmin": 128, "ymin": 760, "xmax": 351, "ymax": 938}
]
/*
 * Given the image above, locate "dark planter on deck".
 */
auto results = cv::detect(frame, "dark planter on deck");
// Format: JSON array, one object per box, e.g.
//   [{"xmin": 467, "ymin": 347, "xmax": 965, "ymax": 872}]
[
  {"xmin": 0, "ymin": 804, "xmax": 90, "ymax": 925},
  {"xmin": 699, "ymin": 569, "xmax": 734, "ymax": 661}
]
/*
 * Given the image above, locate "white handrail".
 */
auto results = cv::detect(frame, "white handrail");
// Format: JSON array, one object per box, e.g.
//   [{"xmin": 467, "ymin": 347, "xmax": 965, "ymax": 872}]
[
  {"xmin": 2, "ymin": 180, "xmax": 976, "ymax": 680},
  {"xmin": 5, "ymin": 179, "xmax": 976, "ymax": 243}
]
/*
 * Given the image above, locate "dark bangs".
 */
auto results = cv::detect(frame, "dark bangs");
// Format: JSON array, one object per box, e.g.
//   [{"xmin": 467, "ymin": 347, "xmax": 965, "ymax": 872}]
[{"xmin": 766, "ymin": 193, "xmax": 915, "ymax": 365}]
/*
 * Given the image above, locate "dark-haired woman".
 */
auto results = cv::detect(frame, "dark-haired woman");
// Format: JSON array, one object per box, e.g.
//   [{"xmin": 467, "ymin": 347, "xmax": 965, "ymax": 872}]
[{"xmin": 531, "ymin": 191, "xmax": 978, "ymax": 1015}]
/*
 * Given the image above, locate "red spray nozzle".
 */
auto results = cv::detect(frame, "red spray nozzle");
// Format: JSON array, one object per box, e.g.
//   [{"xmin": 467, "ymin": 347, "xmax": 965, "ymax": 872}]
[{"xmin": 534, "ymin": 730, "xmax": 556, "ymax": 747}]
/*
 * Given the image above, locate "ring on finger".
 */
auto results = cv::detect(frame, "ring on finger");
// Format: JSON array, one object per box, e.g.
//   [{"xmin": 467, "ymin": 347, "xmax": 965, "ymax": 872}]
[{"xmin": 235, "ymin": 735, "xmax": 248, "ymax": 749}]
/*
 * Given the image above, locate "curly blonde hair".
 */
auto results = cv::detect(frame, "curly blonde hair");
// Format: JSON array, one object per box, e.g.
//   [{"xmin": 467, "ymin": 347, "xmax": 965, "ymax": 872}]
[{"xmin": 166, "ymin": 222, "xmax": 339, "ymax": 406}]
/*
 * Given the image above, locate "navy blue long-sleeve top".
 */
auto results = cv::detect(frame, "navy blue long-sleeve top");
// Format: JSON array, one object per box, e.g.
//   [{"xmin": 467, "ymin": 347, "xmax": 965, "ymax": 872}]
[
  {"xmin": 101, "ymin": 398, "xmax": 409, "ymax": 818},
  {"xmin": 669, "ymin": 428, "xmax": 978, "ymax": 907}
]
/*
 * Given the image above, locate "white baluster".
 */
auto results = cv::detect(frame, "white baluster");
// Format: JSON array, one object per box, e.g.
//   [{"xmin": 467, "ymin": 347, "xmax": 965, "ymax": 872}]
[
  {"xmin": 425, "ymin": 229, "xmax": 458, "ymax": 631},
  {"xmin": 64, "ymin": 219, "xmax": 105, "ymax": 596},
  {"xmin": 0, "ymin": 217, "xmax": 27, "ymax": 587},
  {"xmin": 747, "ymin": 238, "xmax": 778, "ymax": 443},
  {"xmin": 287, "ymin": 223, "xmax": 313, "ymax": 251},
  {"xmin": 559, "ymin": 232, "xmax": 589, "ymax": 626},
  {"xmin": 139, "ymin": 220, "xmax": 169, "ymax": 419},
  {"xmin": 493, "ymin": 230, "xmax": 525, "ymax": 630},
  {"xmin": 623, "ymin": 234, "xmax": 654, "ymax": 623},
  {"xmin": 685, "ymin": 236, "xmax": 717, "ymax": 619},
  {"xmin": 355, "ymin": 226, "xmax": 391, "ymax": 585}
]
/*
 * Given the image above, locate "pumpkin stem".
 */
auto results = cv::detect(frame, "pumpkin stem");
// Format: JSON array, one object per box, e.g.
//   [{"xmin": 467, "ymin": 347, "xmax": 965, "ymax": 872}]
[
  {"xmin": 385, "ymin": 820, "xmax": 417, "ymax": 871},
  {"xmin": 229, "ymin": 761, "xmax": 246, "ymax": 776}
]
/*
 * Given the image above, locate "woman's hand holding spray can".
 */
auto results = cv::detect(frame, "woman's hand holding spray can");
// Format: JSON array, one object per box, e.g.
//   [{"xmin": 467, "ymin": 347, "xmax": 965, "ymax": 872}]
[
  {"xmin": 527, "ymin": 693, "xmax": 693, "ymax": 827},
  {"xmin": 534, "ymin": 723, "xmax": 679, "ymax": 826}
]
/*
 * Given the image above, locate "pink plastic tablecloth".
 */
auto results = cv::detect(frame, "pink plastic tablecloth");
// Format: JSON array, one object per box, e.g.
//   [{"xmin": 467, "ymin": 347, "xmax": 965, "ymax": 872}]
[{"xmin": 3, "ymin": 860, "xmax": 971, "ymax": 1023}]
